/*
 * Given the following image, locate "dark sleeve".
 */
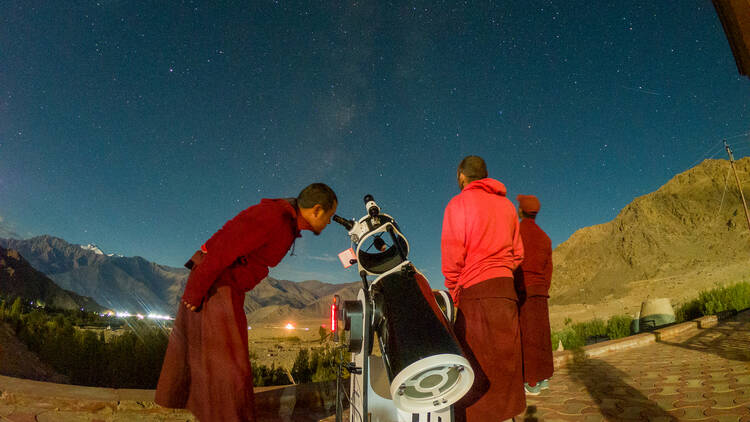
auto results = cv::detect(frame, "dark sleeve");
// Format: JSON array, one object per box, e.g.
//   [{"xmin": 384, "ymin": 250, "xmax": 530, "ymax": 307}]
[
  {"xmin": 543, "ymin": 238, "xmax": 553, "ymax": 286},
  {"xmin": 520, "ymin": 226, "xmax": 547, "ymax": 284},
  {"xmin": 181, "ymin": 205, "xmax": 272, "ymax": 307}
]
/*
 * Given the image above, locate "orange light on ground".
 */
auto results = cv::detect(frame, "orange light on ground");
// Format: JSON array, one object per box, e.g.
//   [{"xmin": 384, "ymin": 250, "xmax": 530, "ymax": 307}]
[{"xmin": 285, "ymin": 323, "xmax": 295, "ymax": 330}]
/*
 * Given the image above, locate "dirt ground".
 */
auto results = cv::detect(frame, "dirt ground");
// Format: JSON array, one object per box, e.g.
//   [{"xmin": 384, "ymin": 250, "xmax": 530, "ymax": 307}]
[
  {"xmin": 247, "ymin": 318, "xmax": 333, "ymax": 369},
  {"xmin": 548, "ymin": 263, "xmax": 749, "ymax": 331}
]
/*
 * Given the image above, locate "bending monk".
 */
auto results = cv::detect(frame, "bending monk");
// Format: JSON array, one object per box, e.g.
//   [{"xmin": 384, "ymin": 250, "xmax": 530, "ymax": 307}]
[{"xmin": 155, "ymin": 183, "xmax": 337, "ymax": 422}]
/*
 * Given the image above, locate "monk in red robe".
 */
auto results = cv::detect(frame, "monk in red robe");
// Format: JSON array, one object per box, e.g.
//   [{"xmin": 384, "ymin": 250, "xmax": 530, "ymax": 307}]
[
  {"xmin": 155, "ymin": 183, "xmax": 337, "ymax": 422},
  {"xmin": 514, "ymin": 194, "xmax": 554, "ymax": 395},
  {"xmin": 441, "ymin": 156, "xmax": 525, "ymax": 422}
]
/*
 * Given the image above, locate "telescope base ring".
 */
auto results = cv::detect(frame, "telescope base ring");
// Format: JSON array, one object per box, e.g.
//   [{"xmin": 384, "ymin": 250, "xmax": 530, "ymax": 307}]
[{"xmin": 389, "ymin": 353, "xmax": 474, "ymax": 413}]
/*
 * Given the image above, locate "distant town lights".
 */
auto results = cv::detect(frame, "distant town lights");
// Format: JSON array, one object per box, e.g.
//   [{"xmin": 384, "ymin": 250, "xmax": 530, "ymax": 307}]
[
  {"xmin": 100, "ymin": 311, "xmax": 174, "ymax": 320},
  {"xmin": 147, "ymin": 313, "xmax": 174, "ymax": 320}
]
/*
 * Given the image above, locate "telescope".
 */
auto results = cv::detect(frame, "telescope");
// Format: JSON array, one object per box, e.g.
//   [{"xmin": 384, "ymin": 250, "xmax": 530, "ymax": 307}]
[{"xmin": 330, "ymin": 195, "xmax": 474, "ymax": 422}]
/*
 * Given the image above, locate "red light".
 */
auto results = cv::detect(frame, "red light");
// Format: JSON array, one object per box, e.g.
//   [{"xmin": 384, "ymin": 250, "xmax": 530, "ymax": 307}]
[{"xmin": 330, "ymin": 303, "xmax": 337, "ymax": 332}]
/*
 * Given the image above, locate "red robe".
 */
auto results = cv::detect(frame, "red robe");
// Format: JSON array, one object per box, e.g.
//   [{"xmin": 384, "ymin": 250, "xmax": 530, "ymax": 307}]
[
  {"xmin": 515, "ymin": 218, "xmax": 554, "ymax": 385},
  {"xmin": 155, "ymin": 199, "xmax": 305, "ymax": 422},
  {"xmin": 453, "ymin": 277, "xmax": 525, "ymax": 422}
]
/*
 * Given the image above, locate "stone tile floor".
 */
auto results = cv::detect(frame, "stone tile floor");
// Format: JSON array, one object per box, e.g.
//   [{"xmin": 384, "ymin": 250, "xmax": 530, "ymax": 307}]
[
  {"xmin": 323, "ymin": 311, "xmax": 750, "ymax": 421},
  {"xmin": 520, "ymin": 310, "xmax": 750, "ymax": 421}
]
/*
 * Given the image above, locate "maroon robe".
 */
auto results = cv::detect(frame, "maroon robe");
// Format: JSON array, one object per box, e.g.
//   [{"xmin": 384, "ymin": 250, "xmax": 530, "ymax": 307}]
[
  {"xmin": 515, "ymin": 218, "xmax": 554, "ymax": 385},
  {"xmin": 453, "ymin": 277, "xmax": 525, "ymax": 422},
  {"xmin": 155, "ymin": 199, "xmax": 305, "ymax": 421}
]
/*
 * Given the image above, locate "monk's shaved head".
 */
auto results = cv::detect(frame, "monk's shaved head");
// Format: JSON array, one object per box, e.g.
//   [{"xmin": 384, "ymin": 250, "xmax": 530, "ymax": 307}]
[
  {"xmin": 458, "ymin": 155, "xmax": 488, "ymax": 183},
  {"xmin": 297, "ymin": 183, "xmax": 337, "ymax": 211}
]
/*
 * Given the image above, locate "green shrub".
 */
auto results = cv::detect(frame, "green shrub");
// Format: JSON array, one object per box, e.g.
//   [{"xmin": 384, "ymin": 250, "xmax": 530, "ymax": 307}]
[
  {"xmin": 287, "ymin": 345, "xmax": 350, "ymax": 385},
  {"xmin": 675, "ymin": 298, "xmax": 701, "ymax": 322},
  {"xmin": 605, "ymin": 315, "xmax": 633, "ymax": 340},
  {"xmin": 291, "ymin": 348, "xmax": 312, "ymax": 384},
  {"xmin": 675, "ymin": 282, "xmax": 750, "ymax": 322},
  {"xmin": 551, "ymin": 327, "xmax": 585, "ymax": 350},
  {"xmin": 698, "ymin": 282, "xmax": 750, "ymax": 315},
  {"xmin": 552, "ymin": 314, "xmax": 634, "ymax": 350},
  {"xmin": 252, "ymin": 363, "xmax": 291, "ymax": 387},
  {"xmin": 571, "ymin": 318, "xmax": 607, "ymax": 340}
]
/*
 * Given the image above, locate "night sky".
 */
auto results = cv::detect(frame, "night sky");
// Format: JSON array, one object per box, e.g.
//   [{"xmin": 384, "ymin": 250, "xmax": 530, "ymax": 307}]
[{"xmin": 1, "ymin": 1, "xmax": 749, "ymax": 285}]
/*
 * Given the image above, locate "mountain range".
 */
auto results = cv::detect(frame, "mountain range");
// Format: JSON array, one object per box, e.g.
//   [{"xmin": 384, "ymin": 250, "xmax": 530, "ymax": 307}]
[
  {"xmin": 0, "ymin": 235, "xmax": 358, "ymax": 321},
  {"xmin": 0, "ymin": 246, "xmax": 103, "ymax": 311},
  {"xmin": 0, "ymin": 236, "xmax": 189, "ymax": 314}
]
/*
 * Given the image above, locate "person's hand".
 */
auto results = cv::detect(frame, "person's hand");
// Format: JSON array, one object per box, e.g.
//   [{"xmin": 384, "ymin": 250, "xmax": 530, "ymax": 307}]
[{"xmin": 183, "ymin": 300, "xmax": 198, "ymax": 312}]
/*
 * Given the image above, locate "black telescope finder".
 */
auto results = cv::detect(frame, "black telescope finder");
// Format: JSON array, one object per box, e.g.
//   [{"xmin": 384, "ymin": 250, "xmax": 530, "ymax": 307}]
[
  {"xmin": 363, "ymin": 194, "xmax": 380, "ymax": 217},
  {"xmin": 333, "ymin": 215, "xmax": 355, "ymax": 231}
]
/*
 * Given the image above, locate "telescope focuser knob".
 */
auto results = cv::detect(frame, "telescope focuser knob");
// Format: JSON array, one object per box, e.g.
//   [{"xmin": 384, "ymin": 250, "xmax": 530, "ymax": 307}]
[{"xmin": 345, "ymin": 363, "xmax": 362, "ymax": 375}]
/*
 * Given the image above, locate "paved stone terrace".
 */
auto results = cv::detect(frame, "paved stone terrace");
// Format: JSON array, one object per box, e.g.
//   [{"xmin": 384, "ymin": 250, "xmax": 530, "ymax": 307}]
[
  {"xmin": 522, "ymin": 309, "xmax": 750, "ymax": 421},
  {"xmin": 1, "ymin": 310, "xmax": 749, "ymax": 421}
]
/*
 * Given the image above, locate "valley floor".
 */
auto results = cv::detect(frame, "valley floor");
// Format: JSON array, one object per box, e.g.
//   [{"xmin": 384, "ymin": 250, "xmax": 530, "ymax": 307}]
[
  {"xmin": 548, "ymin": 263, "xmax": 750, "ymax": 331},
  {"xmin": 247, "ymin": 319, "xmax": 330, "ymax": 371}
]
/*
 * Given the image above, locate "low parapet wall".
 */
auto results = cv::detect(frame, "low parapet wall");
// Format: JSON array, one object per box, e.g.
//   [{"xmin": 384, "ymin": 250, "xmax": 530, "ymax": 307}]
[{"xmin": 553, "ymin": 314, "xmax": 724, "ymax": 369}]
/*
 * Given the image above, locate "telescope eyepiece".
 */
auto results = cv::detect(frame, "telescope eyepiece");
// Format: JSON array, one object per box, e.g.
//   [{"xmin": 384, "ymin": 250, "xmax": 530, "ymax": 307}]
[
  {"xmin": 363, "ymin": 194, "xmax": 380, "ymax": 217},
  {"xmin": 332, "ymin": 215, "xmax": 355, "ymax": 231}
]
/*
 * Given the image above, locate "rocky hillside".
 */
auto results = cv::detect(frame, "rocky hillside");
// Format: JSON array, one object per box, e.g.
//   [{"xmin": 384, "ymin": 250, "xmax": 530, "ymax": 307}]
[
  {"xmin": 245, "ymin": 280, "xmax": 360, "ymax": 323},
  {"xmin": 0, "ymin": 247, "xmax": 103, "ymax": 311},
  {"xmin": 0, "ymin": 235, "xmax": 189, "ymax": 314},
  {"xmin": 551, "ymin": 157, "xmax": 750, "ymax": 309},
  {"xmin": 0, "ymin": 321, "xmax": 68, "ymax": 383}
]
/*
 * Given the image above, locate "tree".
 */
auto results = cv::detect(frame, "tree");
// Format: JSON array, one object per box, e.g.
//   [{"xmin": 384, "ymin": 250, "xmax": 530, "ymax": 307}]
[
  {"xmin": 318, "ymin": 326, "xmax": 328, "ymax": 344},
  {"xmin": 291, "ymin": 349, "xmax": 312, "ymax": 384},
  {"xmin": 10, "ymin": 297, "xmax": 23, "ymax": 318}
]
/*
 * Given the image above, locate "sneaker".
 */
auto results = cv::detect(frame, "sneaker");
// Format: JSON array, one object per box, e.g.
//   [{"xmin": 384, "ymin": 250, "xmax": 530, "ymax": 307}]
[
  {"xmin": 524, "ymin": 382, "xmax": 542, "ymax": 395},
  {"xmin": 540, "ymin": 379, "xmax": 550, "ymax": 390}
]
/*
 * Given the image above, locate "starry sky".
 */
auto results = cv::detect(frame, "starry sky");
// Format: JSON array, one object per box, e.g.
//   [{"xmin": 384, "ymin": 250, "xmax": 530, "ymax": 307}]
[{"xmin": 1, "ymin": 1, "xmax": 749, "ymax": 286}]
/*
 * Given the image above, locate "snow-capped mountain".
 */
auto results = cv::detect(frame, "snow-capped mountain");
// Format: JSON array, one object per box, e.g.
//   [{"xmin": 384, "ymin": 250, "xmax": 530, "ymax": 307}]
[
  {"xmin": 79, "ymin": 243, "xmax": 123, "ymax": 258},
  {"xmin": 80, "ymin": 243, "xmax": 104, "ymax": 255}
]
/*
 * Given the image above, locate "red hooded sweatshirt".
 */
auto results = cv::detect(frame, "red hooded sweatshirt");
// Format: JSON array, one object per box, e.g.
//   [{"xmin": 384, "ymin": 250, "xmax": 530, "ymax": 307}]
[
  {"xmin": 441, "ymin": 178, "xmax": 524, "ymax": 303},
  {"xmin": 181, "ymin": 198, "xmax": 307, "ymax": 307}
]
